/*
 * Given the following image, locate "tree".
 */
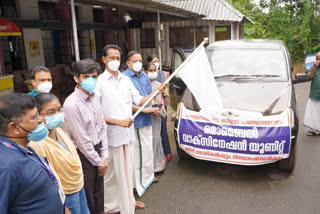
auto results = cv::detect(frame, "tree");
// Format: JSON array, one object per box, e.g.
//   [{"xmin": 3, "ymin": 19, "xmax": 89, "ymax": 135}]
[{"xmin": 227, "ymin": 0, "xmax": 320, "ymax": 62}]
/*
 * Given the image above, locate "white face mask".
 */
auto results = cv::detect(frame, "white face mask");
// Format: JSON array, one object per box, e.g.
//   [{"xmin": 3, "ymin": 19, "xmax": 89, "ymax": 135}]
[
  {"xmin": 148, "ymin": 72, "xmax": 158, "ymax": 80},
  {"xmin": 153, "ymin": 62, "xmax": 160, "ymax": 70},
  {"xmin": 108, "ymin": 60, "xmax": 120, "ymax": 72},
  {"xmin": 37, "ymin": 82, "xmax": 52, "ymax": 93},
  {"xmin": 132, "ymin": 62, "xmax": 143, "ymax": 72}
]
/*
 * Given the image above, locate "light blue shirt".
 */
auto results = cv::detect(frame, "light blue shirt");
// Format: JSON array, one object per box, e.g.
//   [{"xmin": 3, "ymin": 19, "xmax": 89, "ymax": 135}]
[
  {"xmin": 27, "ymin": 89, "xmax": 39, "ymax": 97},
  {"xmin": 123, "ymin": 68, "xmax": 153, "ymax": 128}
]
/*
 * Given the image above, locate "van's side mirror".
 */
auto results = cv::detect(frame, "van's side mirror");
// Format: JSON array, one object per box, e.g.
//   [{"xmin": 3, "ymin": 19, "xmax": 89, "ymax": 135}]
[{"xmin": 293, "ymin": 73, "xmax": 310, "ymax": 84}]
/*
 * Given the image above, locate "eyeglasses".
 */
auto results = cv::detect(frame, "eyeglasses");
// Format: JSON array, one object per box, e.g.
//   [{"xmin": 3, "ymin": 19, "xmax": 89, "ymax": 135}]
[{"xmin": 40, "ymin": 108, "xmax": 63, "ymax": 117}]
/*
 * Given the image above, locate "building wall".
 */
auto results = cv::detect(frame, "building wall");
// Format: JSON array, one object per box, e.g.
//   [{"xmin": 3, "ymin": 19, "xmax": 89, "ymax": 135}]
[
  {"xmin": 16, "ymin": 0, "xmax": 39, "ymax": 19},
  {"xmin": 129, "ymin": 20, "xmax": 240, "ymax": 67},
  {"xmin": 78, "ymin": 4, "xmax": 93, "ymax": 23},
  {"xmin": 23, "ymin": 28, "xmax": 45, "ymax": 70},
  {"xmin": 11, "ymin": 1, "xmax": 98, "ymax": 72}
]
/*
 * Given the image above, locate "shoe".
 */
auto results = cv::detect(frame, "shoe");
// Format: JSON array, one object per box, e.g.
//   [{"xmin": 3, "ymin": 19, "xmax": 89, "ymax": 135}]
[
  {"xmin": 307, "ymin": 131, "xmax": 320, "ymax": 136},
  {"xmin": 153, "ymin": 177, "xmax": 159, "ymax": 183},
  {"xmin": 166, "ymin": 154, "xmax": 172, "ymax": 162}
]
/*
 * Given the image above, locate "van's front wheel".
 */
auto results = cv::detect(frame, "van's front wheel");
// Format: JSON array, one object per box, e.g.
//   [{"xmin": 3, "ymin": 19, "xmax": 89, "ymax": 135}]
[{"xmin": 278, "ymin": 142, "xmax": 296, "ymax": 172}]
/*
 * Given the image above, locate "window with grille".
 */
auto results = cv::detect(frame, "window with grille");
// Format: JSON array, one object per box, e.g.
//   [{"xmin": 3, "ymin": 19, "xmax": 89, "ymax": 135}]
[
  {"xmin": 140, "ymin": 28, "xmax": 155, "ymax": 49},
  {"xmin": 42, "ymin": 30, "xmax": 56, "ymax": 67},
  {"xmin": 38, "ymin": 1, "xmax": 56, "ymax": 20},
  {"xmin": 78, "ymin": 30, "xmax": 92, "ymax": 59},
  {"xmin": 93, "ymin": 8, "xmax": 104, "ymax": 23},
  {"xmin": 215, "ymin": 26, "xmax": 231, "ymax": 41},
  {"xmin": 0, "ymin": 0, "xmax": 17, "ymax": 17},
  {"xmin": 42, "ymin": 30, "xmax": 74, "ymax": 67},
  {"xmin": 59, "ymin": 30, "xmax": 73, "ymax": 64},
  {"xmin": 0, "ymin": 36, "xmax": 27, "ymax": 73},
  {"xmin": 169, "ymin": 26, "xmax": 209, "ymax": 48}
]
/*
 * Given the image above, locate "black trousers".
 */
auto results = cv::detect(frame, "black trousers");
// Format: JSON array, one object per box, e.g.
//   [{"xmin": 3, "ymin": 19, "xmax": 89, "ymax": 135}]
[
  {"xmin": 161, "ymin": 114, "xmax": 172, "ymax": 156},
  {"xmin": 77, "ymin": 150, "xmax": 104, "ymax": 214}
]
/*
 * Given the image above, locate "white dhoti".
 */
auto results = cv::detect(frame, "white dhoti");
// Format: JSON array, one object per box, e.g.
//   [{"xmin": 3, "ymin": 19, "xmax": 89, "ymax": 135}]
[
  {"xmin": 304, "ymin": 98, "xmax": 320, "ymax": 132},
  {"xmin": 104, "ymin": 143, "xmax": 135, "ymax": 214},
  {"xmin": 133, "ymin": 126, "xmax": 155, "ymax": 197}
]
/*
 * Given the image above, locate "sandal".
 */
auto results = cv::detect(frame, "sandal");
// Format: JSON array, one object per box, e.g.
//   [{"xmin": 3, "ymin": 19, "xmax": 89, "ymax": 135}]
[
  {"xmin": 165, "ymin": 154, "xmax": 172, "ymax": 162},
  {"xmin": 307, "ymin": 131, "xmax": 316, "ymax": 136},
  {"xmin": 307, "ymin": 131, "xmax": 320, "ymax": 136},
  {"xmin": 135, "ymin": 201, "xmax": 145, "ymax": 209}
]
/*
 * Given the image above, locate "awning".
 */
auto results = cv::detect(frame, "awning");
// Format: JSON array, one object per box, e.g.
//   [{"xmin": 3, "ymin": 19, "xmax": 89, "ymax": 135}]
[
  {"xmin": 0, "ymin": 19, "xmax": 21, "ymax": 36},
  {"xmin": 75, "ymin": 0, "xmax": 204, "ymax": 18}
]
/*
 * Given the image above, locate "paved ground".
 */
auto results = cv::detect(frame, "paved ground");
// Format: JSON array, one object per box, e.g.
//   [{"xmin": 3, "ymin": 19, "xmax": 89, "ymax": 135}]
[{"xmin": 136, "ymin": 82, "xmax": 320, "ymax": 214}]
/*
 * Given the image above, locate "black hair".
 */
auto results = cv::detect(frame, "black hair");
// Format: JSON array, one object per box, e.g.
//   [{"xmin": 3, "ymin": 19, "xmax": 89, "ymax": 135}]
[
  {"xmin": 35, "ymin": 93, "xmax": 59, "ymax": 113},
  {"xmin": 145, "ymin": 62, "xmax": 156, "ymax": 71},
  {"xmin": 147, "ymin": 54, "xmax": 159, "ymax": 63},
  {"xmin": 73, "ymin": 59, "xmax": 102, "ymax": 78},
  {"xmin": 0, "ymin": 93, "xmax": 37, "ymax": 134},
  {"xmin": 127, "ymin": 50, "xmax": 141, "ymax": 61},
  {"xmin": 102, "ymin": 45, "xmax": 122, "ymax": 57},
  {"xmin": 31, "ymin": 66, "xmax": 51, "ymax": 80}
]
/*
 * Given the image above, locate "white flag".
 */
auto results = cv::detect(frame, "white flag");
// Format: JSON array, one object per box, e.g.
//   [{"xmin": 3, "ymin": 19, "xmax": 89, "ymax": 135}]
[{"xmin": 178, "ymin": 44, "xmax": 223, "ymax": 116}]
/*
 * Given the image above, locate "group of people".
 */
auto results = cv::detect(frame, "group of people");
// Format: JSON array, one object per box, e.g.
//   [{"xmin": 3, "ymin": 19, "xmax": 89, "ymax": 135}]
[{"xmin": 0, "ymin": 44, "xmax": 172, "ymax": 214}]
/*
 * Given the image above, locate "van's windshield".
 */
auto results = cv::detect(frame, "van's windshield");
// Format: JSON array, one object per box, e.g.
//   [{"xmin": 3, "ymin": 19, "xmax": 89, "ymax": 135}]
[{"xmin": 209, "ymin": 49, "xmax": 288, "ymax": 81}]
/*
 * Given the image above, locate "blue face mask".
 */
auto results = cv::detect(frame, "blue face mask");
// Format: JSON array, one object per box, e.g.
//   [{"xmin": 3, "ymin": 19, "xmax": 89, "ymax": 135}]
[
  {"xmin": 80, "ymin": 77, "xmax": 97, "ymax": 94},
  {"xmin": 45, "ymin": 112, "xmax": 64, "ymax": 129},
  {"xmin": 26, "ymin": 122, "xmax": 49, "ymax": 142}
]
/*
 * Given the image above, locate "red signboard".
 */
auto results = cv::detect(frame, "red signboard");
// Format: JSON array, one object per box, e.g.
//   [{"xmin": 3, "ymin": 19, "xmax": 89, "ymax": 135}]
[{"xmin": 0, "ymin": 19, "xmax": 21, "ymax": 36}]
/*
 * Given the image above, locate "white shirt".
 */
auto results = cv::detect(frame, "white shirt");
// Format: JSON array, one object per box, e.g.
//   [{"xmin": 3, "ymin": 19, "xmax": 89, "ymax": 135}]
[{"xmin": 96, "ymin": 70, "xmax": 142, "ymax": 147}]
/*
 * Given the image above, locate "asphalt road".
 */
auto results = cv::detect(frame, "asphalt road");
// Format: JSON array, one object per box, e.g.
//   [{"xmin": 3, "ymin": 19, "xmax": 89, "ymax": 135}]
[{"xmin": 136, "ymin": 82, "xmax": 320, "ymax": 214}]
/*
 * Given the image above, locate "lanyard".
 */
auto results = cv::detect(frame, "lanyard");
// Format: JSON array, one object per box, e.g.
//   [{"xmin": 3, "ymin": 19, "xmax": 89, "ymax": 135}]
[{"xmin": 0, "ymin": 137, "xmax": 58, "ymax": 185}]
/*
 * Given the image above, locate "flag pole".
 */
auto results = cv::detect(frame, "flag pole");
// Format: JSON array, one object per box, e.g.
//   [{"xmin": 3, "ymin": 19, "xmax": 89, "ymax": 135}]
[{"xmin": 131, "ymin": 38, "xmax": 209, "ymax": 120}]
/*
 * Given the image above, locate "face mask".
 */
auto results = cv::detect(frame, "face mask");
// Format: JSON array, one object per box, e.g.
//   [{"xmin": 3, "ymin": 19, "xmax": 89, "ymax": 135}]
[
  {"xmin": 108, "ymin": 60, "xmax": 120, "ymax": 72},
  {"xmin": 45, "ymin": 112, "xmax": 64, "ymax": 129},
  {"xmin": 132, "ymin": 62, "xmax": 143, "ymax": 72},
  {"xmin": 22, "ymin": 122, "xmax": 49, "ymax": 142},
  {"xmin": 37, "ymin": 82, "xmax": 52, "ymax": 93},
  {"xmin": 80, "ymin": 77, "xmax": 97, "ymax": 94},
  {"xmin": 148, "ymin": 72, "xmax": 158, "ymax": 80},
  {"xmin": 153, "ymin": 62, "xmax": 160, "ymax": 70}
]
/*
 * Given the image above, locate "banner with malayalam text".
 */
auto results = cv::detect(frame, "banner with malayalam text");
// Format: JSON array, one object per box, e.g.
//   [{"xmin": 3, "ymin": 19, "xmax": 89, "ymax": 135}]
[{"xmin": 177, "ymin": 105, "xmax": 291, "ymax": 165}]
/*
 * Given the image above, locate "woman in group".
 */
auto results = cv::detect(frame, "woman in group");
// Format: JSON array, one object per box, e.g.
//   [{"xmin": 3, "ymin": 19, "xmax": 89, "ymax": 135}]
[
  {"xmin": 147, "ymin": 54, "xmax": 172, "ymax": 161},
  {"xmin": 304, "ymin": 52, "xmax": 320, "ymax": 136},
  {"xmin": 29, "ymin": 93, "xmax": 90, "ymax": 214},
  {"xmin": 145, "ymin": 62, "xmax": 166, "ymax": 172}
]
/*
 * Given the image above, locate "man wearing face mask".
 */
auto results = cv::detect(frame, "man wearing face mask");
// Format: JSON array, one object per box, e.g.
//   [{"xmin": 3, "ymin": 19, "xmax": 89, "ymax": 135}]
[
  {"xmin": 63, "ymin": 59, "xmax": 109, "ymax": 214},
  {"xmin": 27, "ymin": 66, "xmax": 53, "ymax": 97},
  {"xmin": 0, "ymin": 93, "xmax": 64, "ymax": 214},
  {"xmin": 123, "ymin": 51, "xmax": 164, "ymax": 198},
  {"xmin": 97, "ymin": 45, "xmax": 163, "ymax": 213}
]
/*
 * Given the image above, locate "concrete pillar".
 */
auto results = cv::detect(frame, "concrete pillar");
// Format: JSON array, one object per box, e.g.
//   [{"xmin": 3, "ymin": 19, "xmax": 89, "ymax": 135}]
[
  {"xmin": 22, "ymin": 28, "xmax": 45, "ymax": 70},
  {"xmin": 209, "ymin": 22, "xmax": 215, "ymax": 43},
  {"xmin": 90, "ymin": 30, "xmax": 97, "ymax": 59}
]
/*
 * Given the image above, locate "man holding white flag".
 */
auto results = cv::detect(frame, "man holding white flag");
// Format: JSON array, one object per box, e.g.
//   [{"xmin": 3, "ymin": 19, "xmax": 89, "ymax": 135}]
[
  {"xmin": 131, "ymin": 40, "xmax": 223, "ymax": 120},
  {"xmin": 96, "ymin": 45, "xmax": 165, "ymax": 213},
  {"xmin": 177, "ymin": 43, "xmax": 223, "ymax": 117}
]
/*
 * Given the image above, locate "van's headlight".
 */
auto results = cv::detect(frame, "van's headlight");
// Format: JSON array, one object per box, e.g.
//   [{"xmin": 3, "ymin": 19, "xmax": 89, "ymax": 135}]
[
  {"xmin": 176, "ymin": 102, "xmax": 184, "ymax": 120},
  {"xmin": 288, "ymin": 107, "xmax": 295, "ymax": 129}
]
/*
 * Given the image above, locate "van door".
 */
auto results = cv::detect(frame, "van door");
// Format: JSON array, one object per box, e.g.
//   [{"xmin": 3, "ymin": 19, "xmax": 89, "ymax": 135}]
[
  {"xmin": 169, "ymin": 47, "xmax": 187, "ymax": 110},
  {"xmin": 169, "ymin": 47, "xmax": 200, "ymax": 112}
]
